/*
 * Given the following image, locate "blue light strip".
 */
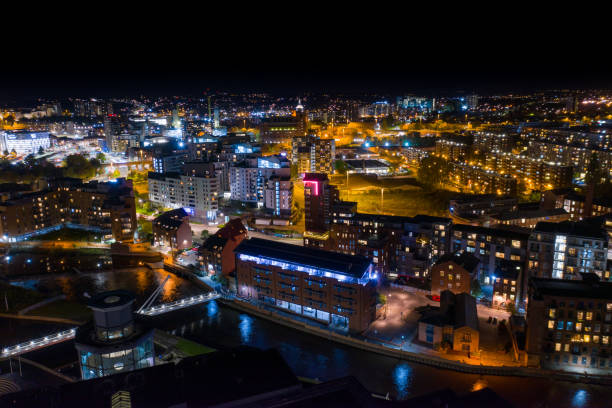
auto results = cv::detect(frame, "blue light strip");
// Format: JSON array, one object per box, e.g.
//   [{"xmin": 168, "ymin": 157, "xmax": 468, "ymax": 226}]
[{"xmin": 238, "ymin": 253, "xmax": 376, "ymax": 285}]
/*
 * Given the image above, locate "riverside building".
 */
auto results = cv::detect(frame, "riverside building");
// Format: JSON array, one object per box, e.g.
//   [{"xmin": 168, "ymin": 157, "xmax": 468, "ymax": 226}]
[{"xmin": 235, "ymin": 238, "xmax": 377, "ymax": 332}]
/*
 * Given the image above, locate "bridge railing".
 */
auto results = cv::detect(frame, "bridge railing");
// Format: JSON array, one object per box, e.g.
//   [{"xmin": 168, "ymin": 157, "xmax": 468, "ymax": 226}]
[
  {"xmin": 137, "ymin": 292, "xmax": 220, "ymax": 316},
  {"xmin": 2, "ymin": 328, "xmax": 76, "ymax": 358}
]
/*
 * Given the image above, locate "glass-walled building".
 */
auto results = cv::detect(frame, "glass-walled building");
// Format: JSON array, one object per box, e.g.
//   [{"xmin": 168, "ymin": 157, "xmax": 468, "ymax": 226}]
[{"xmin": 75, "ymin": 290, "xmax": 154, "ymax": 380}]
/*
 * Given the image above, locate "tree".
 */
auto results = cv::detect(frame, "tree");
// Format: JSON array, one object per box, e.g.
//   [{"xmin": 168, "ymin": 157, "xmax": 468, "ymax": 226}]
[
  {"xmin": 334, "ymin": 159, "xmax": 348, "ymax": 175},
  {"xmin": 200, "ymin": 230, "xmax": 210, "ymax": 240},
  {"xmin": 586, "ymin": 152, "xmax": 606, "ymax": 186},
  {"xmin": 96, "ymin": 152, "xmax": 107, "ymax": 163},
  {"xmin": 63, "ymin": 154, "xmax": 101, "ymax": 179},
  {"xmin": 290, "ymin": 200, "xmax": 304, "ymax": 225},
  {"xmin": 471, "ymin": 279, "xmax": 483, "ymax": 299},
  {"xmin": 417, "ymin": 156, "xmax": 449, "ymax": 189},
  {"xmin": 377, "ymin": 293, "xmax": 387, "ymax": 305},
  {"xmin": 38, "ymin": 146, "xmax": 45, "ymax": 155}
]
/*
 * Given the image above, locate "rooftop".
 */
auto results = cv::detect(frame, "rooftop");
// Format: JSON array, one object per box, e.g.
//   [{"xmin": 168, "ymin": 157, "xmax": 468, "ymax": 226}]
[
  {"xmin": 235, "ymin": 238, "xmax": 372, "ymax": 279},
  {"xmin": 530, "ymin": 277, "xmax": 612, "ymax": 301},
  {"xmin": 436, "ymin": 251, "xmax": 480, "ymax": 273},
  {"xmin": 532, "ymin": 220, "xmax": 606, "ymax": 240}
]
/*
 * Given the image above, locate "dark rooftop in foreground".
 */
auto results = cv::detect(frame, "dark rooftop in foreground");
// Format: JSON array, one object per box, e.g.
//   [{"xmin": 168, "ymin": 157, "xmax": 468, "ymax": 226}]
[
  {"xmin": 235, "ymin": 238, "xmax": 372, "ymax": 278},
  {"xmin": 530, "ymin": 277, "xmax": 612, "ymax": 301}
]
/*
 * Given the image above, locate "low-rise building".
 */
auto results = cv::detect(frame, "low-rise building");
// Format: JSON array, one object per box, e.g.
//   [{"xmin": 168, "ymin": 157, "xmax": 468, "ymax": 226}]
[
  {"xmin": 418, "ymin": 290, "xmax": 480, "ymax": 354},
  {"xmin": 152, "ymin": 208, "xmax": 192, "ymax": 251},
  {"xmin": 525, "ymin": 275, "xmax": 612, "ymax": 371},
  {"xmin": 235, "ymin": 238, "xmax": 377, "ymax": 332},
  {"xmin": 431, "ymin": 252, "xmax": 480, "ymax": 296},
  {"xmin": 199, "ymin": 219, "xmax": 247, "ymax": 277},
  {"xmin": 449, "ymin": 195, "xmax": 517, "ymax": 220},
  {"xmin": 489, "ymin": 208, "xmax": 570, "ymax": 229},
  {"xmin": 492, "ymin": 259, "xmax": 524, "ymax": 310}
]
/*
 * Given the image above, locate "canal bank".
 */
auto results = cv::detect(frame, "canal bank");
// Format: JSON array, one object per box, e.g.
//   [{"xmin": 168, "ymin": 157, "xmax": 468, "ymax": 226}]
[{"xmin": 219, "ymin": 297, "xmax": 612, "ymax": 387}]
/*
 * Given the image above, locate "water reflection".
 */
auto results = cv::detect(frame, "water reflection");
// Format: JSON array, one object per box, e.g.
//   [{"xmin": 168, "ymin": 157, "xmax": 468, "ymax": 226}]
[
  {"xmin": 392, "ymin": 362, "xmax": 413, "ymax": 400},
  {"xmin": 471, "ymin": 378, "xmax": 488, "ymax": 392},
  {"xmin": 207, "ymin": 300, "xmax": 219, "ymax": 326},
  {"xmin": 572, "ymin": 389, "xmax": 588, "ymax": 408},
  {"xmin": 239, "ymin": 314, "xmax": 253, "ymax": 344}
]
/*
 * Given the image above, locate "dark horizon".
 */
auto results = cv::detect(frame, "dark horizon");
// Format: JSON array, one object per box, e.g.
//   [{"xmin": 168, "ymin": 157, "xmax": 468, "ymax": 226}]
[{"xmin": 1, "ymin": 70, "xmax": 610, "ymax": 101}]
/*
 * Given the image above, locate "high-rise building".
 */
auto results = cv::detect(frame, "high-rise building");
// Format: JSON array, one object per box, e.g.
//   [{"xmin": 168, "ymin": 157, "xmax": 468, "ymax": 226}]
[
  {"xmin": 303, "ymin": 173, "xmax": 339, "ymax": 248},
  {"xmin": 291, "ymin": 135, "xmax": 336, "ymax": 175},
  {"xmin": 229, "ymin": 155, "xmax": 290, "ymax": 206},
  {"xmin": 104, "ymin": 115, "xmax": 122, "ymax": 153},
  {"xmin": 264, "ymin": 176, "xmax": 293, "ymax": 217},
  {"xmin": 148, "ymin": 172, "xmax": 219, "ymax": 221}
]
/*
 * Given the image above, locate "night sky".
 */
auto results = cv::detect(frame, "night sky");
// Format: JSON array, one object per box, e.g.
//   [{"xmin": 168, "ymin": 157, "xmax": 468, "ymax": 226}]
[{"xmin": 1, "ymin": 12, "xmax": 609, "ymax": 99}]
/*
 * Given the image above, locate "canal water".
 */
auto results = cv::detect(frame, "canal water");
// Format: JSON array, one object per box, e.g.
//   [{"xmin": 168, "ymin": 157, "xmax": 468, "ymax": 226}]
[{"xmin": 5, "ymin": 266, "xmax": 612, "ymax": 407}]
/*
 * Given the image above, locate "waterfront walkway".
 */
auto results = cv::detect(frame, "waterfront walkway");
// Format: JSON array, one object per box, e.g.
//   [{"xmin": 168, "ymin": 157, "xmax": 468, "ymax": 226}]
[{"xmin": 221, "ymin": 297, "xmax": 612, "ymax": 386}]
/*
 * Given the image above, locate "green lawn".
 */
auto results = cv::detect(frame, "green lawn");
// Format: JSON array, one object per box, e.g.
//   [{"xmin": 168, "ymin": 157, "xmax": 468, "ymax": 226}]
[
  {"xmin": 175, "ymin": 337, "xmax": 216, "ymax": 356},
  {"xmin": 26, "ymin": 299, "xmax": 92, "ymax": 322}
]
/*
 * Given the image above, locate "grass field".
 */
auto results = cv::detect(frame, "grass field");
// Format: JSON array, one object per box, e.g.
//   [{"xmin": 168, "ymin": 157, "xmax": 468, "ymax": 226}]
[
  {"xmin": 175, "ymin": 337, "xmax": 216, "ymax": 356},
  {"xmin": 26, "ymin": 299, "xmax": 92, "ymax": 322},
  {"xmin": 343, "ymin": 188, "xmax": 454, "ymax": 217}
]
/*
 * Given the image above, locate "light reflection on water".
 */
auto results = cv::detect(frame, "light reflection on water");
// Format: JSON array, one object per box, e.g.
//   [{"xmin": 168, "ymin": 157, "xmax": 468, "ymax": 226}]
[
  {"xmin": 393, "ymin": 362, "xmax": 413, "ymax": 400},
  {"xmin": 572, "ymin": 389, "xmax": 588, "ymax": 408},
  {"xmin": 239, "ymin": 314, "xmax": 253, "ymax": 344}
]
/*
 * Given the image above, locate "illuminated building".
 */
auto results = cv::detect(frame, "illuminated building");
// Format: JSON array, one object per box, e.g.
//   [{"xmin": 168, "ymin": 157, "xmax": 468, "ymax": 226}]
[
  {"xmin": 430, "ymin": 251, "xmax": 480, "ymax": 296},
  {"xmin": 489, "ymin": 208, "xmax": 570, "ymax": 229},
  {"xmin": 449, "ymin": 195, "xmax": 517, "ymax": 220},
  {"xmin": 329, "ymin": 203, "xmax": 451, "ymax": 278},
  {"xmin": 528, "ymin": 221, "xmax": 608, "ymax": 281},
  {"xmin": 0, "ymin": 178, "xmax": 137, "ymax": 243},
  {"xmin": 303, "ymin": 173, "xmax": 339, "ymax": 249},
  {"xmin": 472, "ymin": 131, "xmax": 512, "ymax": 153},
  {"xmin": 448, "ymin": 162, "xmax": 517, "ymax": 196},
  {"xmin": 260, "ymin": 113, "xmax": 306, "ymax": 144},
  {"xmin": 104, "ymin": 115, "xmax": 122, "ymax": 153},
  {"xmin": 235, "ymin": 238, "xmax": 377, "ymax": 332},
  {"xmin": 525, "ymin": 275, "xmax": 612, "ymax": 372},
  {"xmin": 229, "ymin": 155, "xmax": 290, "ymax": 206},
  {"xmin": 152, "ymin": 208, "xmax": 192, "ymax": 251},
  {"xmin": 484, "ymin": 151, "xmax": 573, "ymax": 191},
  {"xmin": 263, "ymin": 176, "xmax": 292, "ymax": 217},
  {"xmin": 465, "ymin": 94, "xmax": 479, "ymax": 110},
  {"xmin": 151, "ymin": 144, "xmax": 190, "ymax": 174},
  {"xmin": 0, "ymin": 130, "xmax": 50, "ymax": 155},
  {"xmin": 343, "ymin": 159, "xmax": 390, "ymax": 175},
  {"xmin": 291, "ymin": 135, "xmax": 336, "ymax": 175},
  {"xmin": 148, "ymin": 172, "xmax": 219, "ymax": 221},
  {"xmin": 75, "ymin": 290, "xmax": 154, "ymax": 380},
  {"xmin": 434, "ymin": 139, "xmax": 468, "ymax": 162},
  {"xmin": 199, "ymin": 219, "xmax": 247, "ymax": 277},
  {"xmin": 418, "ymin": 290, "xmax": 479, "ymax": 353},
  {"xmin": 492, "ymin": 259, "xmax": 524, "ymax": 309},
  {"xmin": 451, "ymin": 224, "xmax": 529, "ymax": 289}
]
